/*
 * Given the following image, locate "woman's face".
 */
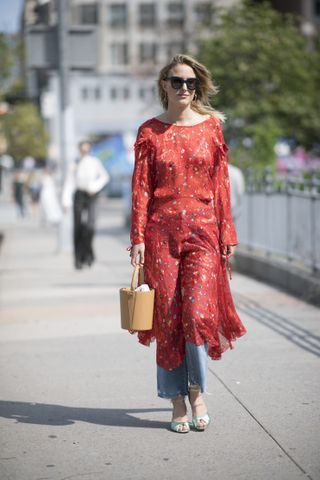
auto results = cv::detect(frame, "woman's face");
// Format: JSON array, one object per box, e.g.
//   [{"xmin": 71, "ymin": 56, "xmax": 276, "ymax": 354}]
[{"xmin": 162, "ymin": 63, "xmax": 197, "ymax": 108}]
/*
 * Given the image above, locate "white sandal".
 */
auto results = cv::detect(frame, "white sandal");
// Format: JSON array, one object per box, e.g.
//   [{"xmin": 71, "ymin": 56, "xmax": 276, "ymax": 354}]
[
  {"xmin": 170, "ymin": 396, "xmax": 190, "ymax": 434},
  {"xmin": 188, "ymin": 386, "xmax": 211, "ymax": 431}
]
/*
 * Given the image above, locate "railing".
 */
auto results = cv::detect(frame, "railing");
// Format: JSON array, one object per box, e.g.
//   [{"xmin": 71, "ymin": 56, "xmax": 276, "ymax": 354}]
[{"xmin": 235, "ymin": 167, "xmax": 320, "ymax": 276}]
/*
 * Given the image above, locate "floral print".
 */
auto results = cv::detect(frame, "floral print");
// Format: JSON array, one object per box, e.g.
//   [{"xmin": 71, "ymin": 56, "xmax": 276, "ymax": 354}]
[{"xmin": 130, "ymin": 116, "xmax": 247, "ymax": 370}]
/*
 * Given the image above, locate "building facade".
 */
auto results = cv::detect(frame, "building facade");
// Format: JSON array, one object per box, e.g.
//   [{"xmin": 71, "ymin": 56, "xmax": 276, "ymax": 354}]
[{"xmin": 22, "ymin": 0, "xmax": 239, "ymax": 162}]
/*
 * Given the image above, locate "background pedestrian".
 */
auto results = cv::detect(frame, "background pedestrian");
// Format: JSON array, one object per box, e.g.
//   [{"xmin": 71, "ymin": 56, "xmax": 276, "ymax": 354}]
[{"xmin": 62, "ymin": 141, "xmax": 110, "ymax": 269}]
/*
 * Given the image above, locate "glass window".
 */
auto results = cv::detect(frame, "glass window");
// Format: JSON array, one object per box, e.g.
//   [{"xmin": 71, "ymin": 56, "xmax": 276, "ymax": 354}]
[
  {"xmin": 81, "ymin": 87, "xmax": 88, "ymax": 100},
  {"xmin": 123, "ymin": 87, "xmax": 130, "ymax": 99},
  {"xmin": 34, "ymin": 3, "xmax": 49, "ymax": 24},
  {"xmin": 167, "ymin": 41, "xmax": 184, "ymax": 59},
  {"xmin": 79, "ymin": 4, "xmax": 98, "ymax": 25},
  {"xmin": 95, "ymin": 87, "xmax": 101, "ymax": 99},
  {"xmin": 138, "ymin": 86, "xmax": 155, "ymax": 100},
  {"xmin": 139, "ymin": 42, "xmax": 157, "ymax": 63},
  {"xmin": 167, "ymin": 2, "xmax": 184, "ymax": 27},
  {"xmin": 110, "ymin": 43, "xmax": 129, "ymax": 65},
  {"xmin": 315, "ymin": 0, "xmax": 320, "ymax": 17},
  {"xmin": 110, "ymin": 87, "xmax": 117, "ymax": 100},
  {"xmin": 138, "ymin": 87, "xmax": 145, "ymax": 99},
  {"xmin": 109, "ymin": 3, "xmax": 127, "ymax": 28},
  {"xmin": 139, "ymin": 3, "xmax": 157, "ymax": 27},
  {"xmin": 110, "ymin": 86, "xmax": 130, "ymax": 100},
  {"xmin": 194, "ymin": 2, "xmax": 214, "ymax": 25}
]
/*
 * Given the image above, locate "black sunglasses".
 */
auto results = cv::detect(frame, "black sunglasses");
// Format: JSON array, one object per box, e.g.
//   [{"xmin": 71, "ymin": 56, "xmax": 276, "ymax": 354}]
[{"xmin": 165, "ymin": 76, "xmax": 199, "ymax": 91}]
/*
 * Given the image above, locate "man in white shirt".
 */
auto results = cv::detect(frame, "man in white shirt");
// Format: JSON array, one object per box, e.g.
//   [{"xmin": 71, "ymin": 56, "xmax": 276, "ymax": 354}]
[{"xmin": 62, "ymin": 141, "xmax": 110, "ymax": 269}]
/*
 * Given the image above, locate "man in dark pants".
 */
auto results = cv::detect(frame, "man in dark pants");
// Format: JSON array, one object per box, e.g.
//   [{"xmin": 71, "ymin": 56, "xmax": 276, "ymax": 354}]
[
  {"xmin": 73, "ymin": 189, "xmax": 97, "ymax": 268},
  {"xmin": 63, "ymin": 141, "xmax": 109, "ymax": 269}
]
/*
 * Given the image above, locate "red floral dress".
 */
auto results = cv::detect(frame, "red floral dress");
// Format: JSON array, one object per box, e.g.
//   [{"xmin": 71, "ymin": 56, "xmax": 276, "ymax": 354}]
[{"xmin": 130, "ymin": 115, "xmax": 247, "ymax": 370}]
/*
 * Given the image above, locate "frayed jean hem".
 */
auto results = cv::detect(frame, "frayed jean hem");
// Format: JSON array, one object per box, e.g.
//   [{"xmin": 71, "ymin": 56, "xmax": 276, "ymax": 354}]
[
  {"xmin": 157, "ymin": 342, "xmax": 208, "ymax": 399},
  {"xmin": 157, "ymin": 390, "xmax": 189, "ymax": 399}
]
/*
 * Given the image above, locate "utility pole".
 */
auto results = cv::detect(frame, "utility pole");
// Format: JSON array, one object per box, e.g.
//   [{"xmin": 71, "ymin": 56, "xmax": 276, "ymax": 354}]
[
  {"xmin": 57, "ymin": 0, "xmax": 68, "ymax": 185},
  {"xmin": 57, "ymin": 0, "xmax": 73, "ymax": 252}
]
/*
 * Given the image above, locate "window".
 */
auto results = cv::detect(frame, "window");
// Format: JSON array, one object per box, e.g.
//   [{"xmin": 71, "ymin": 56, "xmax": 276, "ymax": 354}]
[
  {"xmin": 139, "ymin": 3, "xmax": 157, "ymax": 27},
  {"xmin": 123, "ymin": 87, "xmax": 130, "ymax": 99},
  {"xmin": 109, "ymin": 4, "xmax": 127, "ymax": 28},
  {"xmin": 79, "ymin": 4, "xmax": 98, "ymax": 25},
  {"xmin": 138, "ymin": 87, "xmax": 146, "ymax": 99},
  {"xmin": 167, "ymin": 41, "xmax": 184, "ymax": 59},
  {"xmin": 95, "ymin": 87, "xmax": 101, "ymax": 99},
  {"xmin": 138, "ymin": 86, "xmax": 155, "ymax": 101},
  {"xmin": 139, "ymin": 42, "xmax": 157, "ymax": 63},
  {"xmin": 34, "ymin": 3, "xmax": 49, "ymax": 24},
  {"xmin": 167, "ymin": 2, "xmax": 184, "ymax": 27},
  {"xmin": 110, "ymin": 87, "xmax": 118, "ymax": 100},
  {"xmin": 110, "ymin": 43, "xmax": 129, "ymax": 65},
  {"xmin": 110, "ymin": 86, "xmax": 130, "ymax": 100},
  {"xmin": 194, "ymin": 2, "xmax": 214, "ymax": 25},
  {"xmin": 316, "ymin": 0, "xmax": 320, "ymax": 17},
  {"xmin": 81, "ymin": 86, "xmax": 102, "ymax": 101}
]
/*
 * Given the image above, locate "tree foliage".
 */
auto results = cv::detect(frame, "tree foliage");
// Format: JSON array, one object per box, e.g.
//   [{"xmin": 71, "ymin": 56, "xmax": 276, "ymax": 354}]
[
  {"xmin": 1, "ymin": 103, "xmax": 48, "ymax": 163},
  {"xmin": 198, "ymin": 1, "xmax": 320, "ymax": 170},
  {"xmin": 0, "ymin": 34, "xmax": 13, "ymax": 98}
]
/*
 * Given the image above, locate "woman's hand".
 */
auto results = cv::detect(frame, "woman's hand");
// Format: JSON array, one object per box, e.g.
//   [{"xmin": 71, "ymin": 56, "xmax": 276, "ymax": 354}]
[
  {"xmin": 130, "ymin": 242, "xmax": 145, "ymax": 267},
  {"xmin": 221, "ymin": 244, "xmax": 237, "ymax": 259}
]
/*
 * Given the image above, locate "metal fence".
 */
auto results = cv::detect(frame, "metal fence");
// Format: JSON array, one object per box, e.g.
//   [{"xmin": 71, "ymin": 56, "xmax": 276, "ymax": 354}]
[{"xmin": 235, "ymin": 167, "xmax": 320, "ymax": 276}]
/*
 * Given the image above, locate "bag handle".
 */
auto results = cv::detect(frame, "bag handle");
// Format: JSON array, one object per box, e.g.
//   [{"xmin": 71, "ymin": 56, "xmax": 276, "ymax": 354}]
[{"xmin": 130, "ymin": 265, "xmax": 145, "ymax": 290}]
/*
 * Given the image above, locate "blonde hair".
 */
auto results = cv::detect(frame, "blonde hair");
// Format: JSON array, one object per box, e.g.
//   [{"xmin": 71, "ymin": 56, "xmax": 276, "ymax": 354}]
[{"xmin": 157, "ymin": 53, "xmax": 225, "ymax": 121}]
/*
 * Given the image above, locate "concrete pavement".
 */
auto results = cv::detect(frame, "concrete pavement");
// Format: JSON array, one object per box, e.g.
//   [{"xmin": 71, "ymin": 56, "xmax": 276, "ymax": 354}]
[{"xmin": 0, "ymin": 196, "xmax": 319, "ymax": 480}]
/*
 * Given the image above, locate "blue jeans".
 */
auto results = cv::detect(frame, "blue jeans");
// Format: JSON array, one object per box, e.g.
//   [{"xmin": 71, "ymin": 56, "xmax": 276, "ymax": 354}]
[{"xmin": 157, "ymin": 342, "xmax": 208, "ymax": 399}]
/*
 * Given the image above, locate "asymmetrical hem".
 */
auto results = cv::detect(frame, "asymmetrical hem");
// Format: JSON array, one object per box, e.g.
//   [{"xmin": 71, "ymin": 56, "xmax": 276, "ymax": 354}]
[{"xmin": 130, "ymin": 115, "xmax": 247, "ymax": 370}]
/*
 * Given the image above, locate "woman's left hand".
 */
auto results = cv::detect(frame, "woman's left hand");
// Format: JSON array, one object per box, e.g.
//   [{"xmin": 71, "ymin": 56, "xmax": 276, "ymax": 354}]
[{"xmin": 221, "ymin": 244, "xmax": 237, "ymax": 259}]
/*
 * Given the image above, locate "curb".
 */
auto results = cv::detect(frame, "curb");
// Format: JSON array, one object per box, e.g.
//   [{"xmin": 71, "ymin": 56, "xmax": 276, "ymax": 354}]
[{"xmin": 233, "ymin": 248, "xmax": 320, "ymax": 308}]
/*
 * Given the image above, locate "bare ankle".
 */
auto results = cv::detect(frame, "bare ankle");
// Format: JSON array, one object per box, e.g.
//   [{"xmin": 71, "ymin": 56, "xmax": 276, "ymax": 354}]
[{"xmin": 171, "ymin": 396, "xmax": 188, "ymax": 421}]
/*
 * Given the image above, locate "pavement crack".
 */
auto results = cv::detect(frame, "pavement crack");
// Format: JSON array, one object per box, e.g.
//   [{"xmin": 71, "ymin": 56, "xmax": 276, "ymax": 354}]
[{"xmin": 208, "ymin": 366, "xmax": 314, "ymax": 480}]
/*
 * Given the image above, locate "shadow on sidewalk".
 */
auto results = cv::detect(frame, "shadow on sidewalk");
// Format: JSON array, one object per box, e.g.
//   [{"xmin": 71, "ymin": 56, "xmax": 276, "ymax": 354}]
[
  {"xmin": 235, "ymin": 293, "xmax": 320, "ymax": 358},
  {"xmin": 0, "ymin": 400, "xmax": 171, "ymax": 429}
]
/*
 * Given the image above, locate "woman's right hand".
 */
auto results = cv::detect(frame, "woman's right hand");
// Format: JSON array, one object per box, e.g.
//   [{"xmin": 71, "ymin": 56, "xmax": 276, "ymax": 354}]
[{"xmin": 130, "ymin": 242, "xmax": 145, "ymax": 267}]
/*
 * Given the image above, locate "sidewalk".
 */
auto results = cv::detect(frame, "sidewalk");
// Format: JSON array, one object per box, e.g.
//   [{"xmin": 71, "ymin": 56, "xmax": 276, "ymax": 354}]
[{"xmin": 0, "ymin": 197, "xmax": 319, "ymax": 480}]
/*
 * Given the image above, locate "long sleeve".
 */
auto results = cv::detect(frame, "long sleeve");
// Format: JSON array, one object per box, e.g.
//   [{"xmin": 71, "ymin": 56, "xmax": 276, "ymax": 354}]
[
  {"xmin": 130, "ymin": 128, "xmax": 154, "ymax": 245},
  {"xmin": 212, "ymin": 122, "xmax": 238, "ymax": 247}
]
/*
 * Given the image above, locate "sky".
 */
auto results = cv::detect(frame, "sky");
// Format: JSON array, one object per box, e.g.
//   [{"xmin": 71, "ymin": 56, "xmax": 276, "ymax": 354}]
[{"xmin": 0, "ymin": 0, "xmax": 24, "ymax": 33}]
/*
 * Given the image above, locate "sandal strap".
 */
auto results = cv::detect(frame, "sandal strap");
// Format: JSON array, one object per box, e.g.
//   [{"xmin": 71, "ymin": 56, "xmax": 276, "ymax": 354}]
[
  {"xmin": 171, "ymin": 421, "xmax": 190, "ymax": 433},
  {"xmin": 192, "ymin": 414, "xmax": 211, "ymax": 430},
  {"xmin": 193, "ymin": 413, "xmax": 210, "ymax": 423}
]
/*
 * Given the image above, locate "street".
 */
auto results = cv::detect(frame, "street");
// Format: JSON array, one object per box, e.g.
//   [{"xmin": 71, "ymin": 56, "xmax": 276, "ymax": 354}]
[{"xmin": 0, "ymin": 197, "xmax": 319, "ymax": 480}]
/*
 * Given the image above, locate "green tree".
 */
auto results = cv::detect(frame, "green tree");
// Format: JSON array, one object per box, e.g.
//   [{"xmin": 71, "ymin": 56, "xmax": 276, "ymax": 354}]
[
  {"xmin": 1, "ymin": 103, "xmax": 48, "ymax": 163},
  {"xmin": 198, "ymin": 0, "xmax": 320, "ymax": 170},
  {"xmin": 0, "ymin": 34, "xmax": 13, "ymax": 98}
]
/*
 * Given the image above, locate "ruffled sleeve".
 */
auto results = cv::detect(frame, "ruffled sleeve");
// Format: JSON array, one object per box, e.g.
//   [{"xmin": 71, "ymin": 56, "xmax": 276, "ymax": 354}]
[
  {"xmin": 211, "ymin": 121, "xmax": 238, "ymax": 247},
  {"xmin": 130, "ymin": 126, "xmax": 154, "ymax": 245}
]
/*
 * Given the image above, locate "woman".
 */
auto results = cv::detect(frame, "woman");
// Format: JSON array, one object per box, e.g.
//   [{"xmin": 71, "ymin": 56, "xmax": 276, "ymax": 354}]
[{"xmin": 129, "ymin": 54, "xmax": 247, "ymax": 433}]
